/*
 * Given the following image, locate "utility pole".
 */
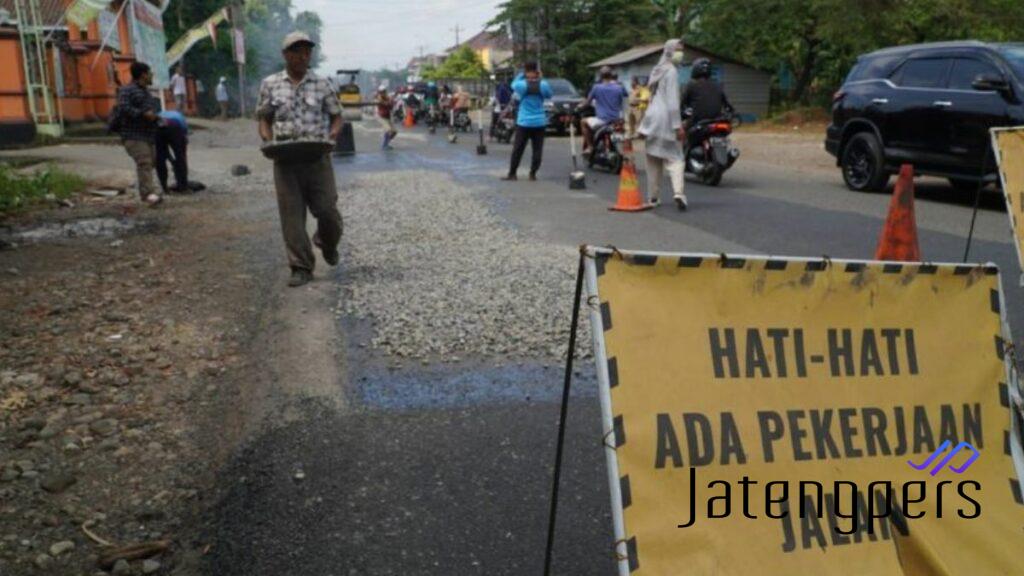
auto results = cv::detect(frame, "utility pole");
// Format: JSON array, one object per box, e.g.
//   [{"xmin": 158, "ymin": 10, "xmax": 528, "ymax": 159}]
[
  {"xmin": 451, "ymin": 23, "xmax": 461, "ymax": 47},
  {"xmin": 230, "ymin": 3, "xmax": 247, "ymax": 116}
]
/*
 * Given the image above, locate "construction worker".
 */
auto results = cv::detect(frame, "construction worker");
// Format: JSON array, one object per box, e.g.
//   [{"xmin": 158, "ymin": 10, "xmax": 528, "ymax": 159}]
[
  {"xmin": 155, "ymin": 108, "xmax": 189, "ymax": 194},
  {"xmin": 376, "ymin": 86, "xmax": 398, "ymax": 150},
  {"xmin": 627, "ymin": 76, "xmax": 650, "ymax": 138},
  {"xmin": 117, "ymin": 61, "xmax": 162, "ymax": 206},
  {"xmin": 257, "ymin": 31, "xmax": 343, "ymax": 287}
]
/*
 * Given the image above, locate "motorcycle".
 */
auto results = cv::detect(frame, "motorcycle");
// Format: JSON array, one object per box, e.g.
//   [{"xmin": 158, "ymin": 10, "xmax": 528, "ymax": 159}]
[
  {"xmin": 492, "ymin": 106, "xmax": 516, "ymax": 144},
  {"xmin": 425, "ymin": 105, "xmax": 442, "ymax": 134},
  {"xmin": 452, "ymin": 109, "xmax": 473, "ymax": 133},
  {"xmin": 391, "ymin": 102, "xmax": 405, "ymax": 125},
  {"xmin": 587, "ymin": 118, "xmax": 627, "ymax": 174},
  {"xmin": 684, "ymin": 113, "xmax": 741, "ymax": 186}
]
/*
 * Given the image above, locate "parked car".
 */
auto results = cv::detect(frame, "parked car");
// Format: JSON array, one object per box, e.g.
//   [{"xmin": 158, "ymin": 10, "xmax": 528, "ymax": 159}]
[
  {"xmin": 826, "ymin": 41, "xmax": 1024, "ymax": 192},
  {"xmin": 544, "ymin": 78, "xmax": 585, "ymax": 134}
]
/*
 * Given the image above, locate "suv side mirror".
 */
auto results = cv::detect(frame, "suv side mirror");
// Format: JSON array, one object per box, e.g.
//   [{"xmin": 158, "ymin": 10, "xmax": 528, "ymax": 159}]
[{"xmin": 973, "ymin": 73, "xmax": 1010, "ymax": 94}]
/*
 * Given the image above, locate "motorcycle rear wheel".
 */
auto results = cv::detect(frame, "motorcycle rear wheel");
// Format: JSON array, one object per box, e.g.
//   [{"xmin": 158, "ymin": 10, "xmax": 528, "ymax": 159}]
[{"xmin": 701, "ymin": 165, "xmax": 723, "ymax": 187}]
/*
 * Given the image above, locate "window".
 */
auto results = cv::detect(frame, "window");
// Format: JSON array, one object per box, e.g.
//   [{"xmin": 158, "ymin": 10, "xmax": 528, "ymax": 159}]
[
  {"xmin": 948, "ymin": 58, "xmax": 1002, "ymax": 90},
  {"xmin": 891, "ymin": 58, "xmax": 951, "ymax": 88},
  {"xmin": 847, "ymin": 54, "xmax": 901, "ymax": 82},
  {"xmin": 997, "ymin": 45, "xmax": 1024, "ymax": 81}
]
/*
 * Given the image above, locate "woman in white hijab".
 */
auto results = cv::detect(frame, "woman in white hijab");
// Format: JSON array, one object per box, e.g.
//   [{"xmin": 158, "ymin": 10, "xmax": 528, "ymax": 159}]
[{"xmin": 638, "ymin": 39, "xmax": 687, "ymax": 211}]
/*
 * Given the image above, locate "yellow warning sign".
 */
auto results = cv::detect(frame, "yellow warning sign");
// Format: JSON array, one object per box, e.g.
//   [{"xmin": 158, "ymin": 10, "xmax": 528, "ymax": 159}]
[
  {"xmin": 583, "ymin": 248, "xmax": 1023, "ymax": 576},
  {"xmin": 992, "ymin": 127, "xmax": 1024, "ymax": 284}
]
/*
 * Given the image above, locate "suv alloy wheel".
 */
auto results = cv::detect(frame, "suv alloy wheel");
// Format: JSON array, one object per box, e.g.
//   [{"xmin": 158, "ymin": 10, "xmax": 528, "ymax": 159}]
[{"xmin": 841, "ymin": 132, "xmax": 890, "ymax": 192}]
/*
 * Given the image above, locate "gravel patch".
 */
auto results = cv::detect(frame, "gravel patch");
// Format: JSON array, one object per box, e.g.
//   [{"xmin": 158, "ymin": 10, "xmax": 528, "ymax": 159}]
[{"xmin": 339, "ymin": 170, "xmax": 591, "ymax": 364}]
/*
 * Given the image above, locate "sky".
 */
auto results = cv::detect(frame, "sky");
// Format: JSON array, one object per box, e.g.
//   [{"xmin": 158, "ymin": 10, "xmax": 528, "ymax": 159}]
[{"xmin": 292, "ymin": 0, "xmax": 504, "ymax": 74}]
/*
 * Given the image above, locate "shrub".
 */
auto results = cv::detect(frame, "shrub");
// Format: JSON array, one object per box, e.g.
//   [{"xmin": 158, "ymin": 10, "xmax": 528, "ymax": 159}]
[{"xmin": 0, "ymin": 164, "xmax": 86, "ymax": 215}]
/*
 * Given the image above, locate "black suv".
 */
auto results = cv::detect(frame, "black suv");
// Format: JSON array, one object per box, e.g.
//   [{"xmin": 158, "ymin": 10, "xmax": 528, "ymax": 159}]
[
  {"xmin": 544, "ymin": 78, "xmax": 585, "ymax": 134},
  {"xmin": 827, "ymin": 41, "xmax": 1024, "ymax": 191}
]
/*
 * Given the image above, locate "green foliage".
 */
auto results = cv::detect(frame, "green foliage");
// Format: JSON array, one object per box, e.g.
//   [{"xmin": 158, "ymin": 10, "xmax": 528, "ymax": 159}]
[
  {"xmin": 424, "ymin": 46, "xmax": 488, "ymax": 80},
  {"xmin": 163, "ymin": 0, "xmax": 325, "ymax": 115},
  {"xmin": 0, "ymin": 164, "xmax": 85, "ymax": 215},
  {"xmin": 491, "ymin": 0, "xmax": 661, "ymax": 86},
  {"xmin": 493, "ymin": 0, "xmax": 1024, "ymax": 105}
]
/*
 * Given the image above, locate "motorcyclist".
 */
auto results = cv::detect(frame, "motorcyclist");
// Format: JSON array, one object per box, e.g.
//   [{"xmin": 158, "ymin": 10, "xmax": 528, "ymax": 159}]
[
  {"xmin": 582, "ymin": 65, "xmax": 628, "ymax": 155},
  {"xmin": 681, "ymin": 58, "xmax": 734, "ymax": 130},
  {"xmin": 424, "ymin": 81, "xmax": 440, "ymax": 124},
  {"xmin": 491, "ymin": 76, "xmax": 512, "ymax": 140},
  {"xmin": 453, "ymin": 85, "xmax": 471, "ymax": 125}
]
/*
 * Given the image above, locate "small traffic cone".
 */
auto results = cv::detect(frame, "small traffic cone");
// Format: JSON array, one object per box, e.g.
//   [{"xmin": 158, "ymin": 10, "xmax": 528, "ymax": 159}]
[
  {"xmin": 609, "ymin": 157, "xmax": 651, "ymax": 213},
  {"xmin": 404, "ymin": 108, "xmax": 414, "ymax": 128},
  {"xmin": 874, "ymin": 164, "xmax": 921, "ymax": 261}
]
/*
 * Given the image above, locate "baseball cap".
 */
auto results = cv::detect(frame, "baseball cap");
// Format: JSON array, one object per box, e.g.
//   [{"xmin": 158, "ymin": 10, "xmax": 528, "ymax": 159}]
[{"xmin": 282, "ymin": 31, "xmax": 315, "ymax": 51}]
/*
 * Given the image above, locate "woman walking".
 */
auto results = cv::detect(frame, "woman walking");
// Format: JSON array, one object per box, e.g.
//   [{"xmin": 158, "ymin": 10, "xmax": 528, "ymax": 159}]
[{"xmin": 638, "ymin": 39, "xmax": 688, "ymax": 211}]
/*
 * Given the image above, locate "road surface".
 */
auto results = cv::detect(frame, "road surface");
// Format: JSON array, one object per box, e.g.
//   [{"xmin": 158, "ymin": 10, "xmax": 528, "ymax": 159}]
[{"xmin": 203, "ymin": 118, "xmax": 1020, "ymax": 576}]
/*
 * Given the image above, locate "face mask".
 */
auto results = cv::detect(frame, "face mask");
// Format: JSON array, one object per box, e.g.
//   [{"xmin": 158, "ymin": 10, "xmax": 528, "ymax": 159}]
[{"xmin": 671, "ymin": 51, "xmax": 684, "ymax": 65}]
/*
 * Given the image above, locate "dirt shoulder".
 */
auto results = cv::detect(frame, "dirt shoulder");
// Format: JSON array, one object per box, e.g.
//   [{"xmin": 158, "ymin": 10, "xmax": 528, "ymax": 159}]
[
  {"xmin": 0, "ymin": 120, "xmax": 336, "ymax": 576},
  {"xmin": 733, "ymin": 125, "xmax": 837, "ymax": 175}
]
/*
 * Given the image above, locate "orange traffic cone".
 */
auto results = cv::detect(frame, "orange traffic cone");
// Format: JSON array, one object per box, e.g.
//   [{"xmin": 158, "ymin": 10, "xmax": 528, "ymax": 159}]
[
  {"xmin": 874, "ymin": 164, "xmax": 921, "ymax": 261},
  {"xmin": 404, "ymin": 108, "xmax": 414, "ymax": 128},
  {"xmin": 609, "ymin": 137, "xmax": 651, "ymax": 212}
]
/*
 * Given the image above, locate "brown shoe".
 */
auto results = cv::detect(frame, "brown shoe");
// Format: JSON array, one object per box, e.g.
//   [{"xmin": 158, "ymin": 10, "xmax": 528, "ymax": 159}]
[
  {"xmin": 313, "ymin": 233, "xmax": 339, "ymax": 266},
  {"xmin": 288, "ymin": 269, "xmax": 313, "ymax": 287}
]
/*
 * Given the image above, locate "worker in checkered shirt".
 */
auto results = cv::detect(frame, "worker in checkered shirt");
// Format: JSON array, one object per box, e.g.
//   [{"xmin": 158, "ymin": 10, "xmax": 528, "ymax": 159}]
[{"xmin": 257, "ymin": 31, "xmax": 344, "ymax": 288}]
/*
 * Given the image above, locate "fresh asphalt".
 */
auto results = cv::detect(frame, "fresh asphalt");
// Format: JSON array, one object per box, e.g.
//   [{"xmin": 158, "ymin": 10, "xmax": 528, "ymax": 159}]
[{"xmin": 203, "ymin": 120, "xmax": 1021, "ymax": 576}]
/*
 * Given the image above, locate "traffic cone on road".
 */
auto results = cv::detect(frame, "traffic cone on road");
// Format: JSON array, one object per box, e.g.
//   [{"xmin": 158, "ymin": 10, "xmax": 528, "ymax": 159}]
[
  {"xmin": 874, "ymin": 164, "xmax": 921, "ymax": 261},
  {"xmin": 404, "ymin": 108, "xmax": 414, "ymax": 128},
  {"xmin": 609, "ymin": 139, "xmax": 651, "ymax": 212}
]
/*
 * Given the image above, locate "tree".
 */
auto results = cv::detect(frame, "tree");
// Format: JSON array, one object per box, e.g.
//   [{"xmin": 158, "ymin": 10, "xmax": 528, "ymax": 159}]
[
  {"xmin": 163, "ymin": 0, "xmax": 325, "ymax": 114},
  {"xmin": 491, "ymin": 0, "xmax": 660, "ymax": 86},
  {"xmin": 424, "ymin": 46, "xmax": 488, "ymax": 79}
]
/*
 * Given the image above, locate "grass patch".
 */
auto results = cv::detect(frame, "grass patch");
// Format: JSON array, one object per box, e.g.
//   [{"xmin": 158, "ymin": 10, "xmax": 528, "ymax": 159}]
[{"xmin": 0, "ymin": 163, "xmax": 87, "ymax": 215}]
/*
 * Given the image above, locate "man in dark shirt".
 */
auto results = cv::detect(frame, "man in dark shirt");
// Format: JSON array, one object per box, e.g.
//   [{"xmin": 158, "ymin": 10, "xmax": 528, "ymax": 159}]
[
  {"xmin": 118, "ymin": 62, "xmax": 161, "ymax": 205},
  {"xmin": 681, "ymin": 58, "xmax": 734, "ymax": 124},
  {"xmin": 491, "ymin": 78, "xmax": 512, "ymax": 139}
]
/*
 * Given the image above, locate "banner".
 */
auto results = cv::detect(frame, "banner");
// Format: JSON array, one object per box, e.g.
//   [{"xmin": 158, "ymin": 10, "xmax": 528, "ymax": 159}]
[
  {"xmin": 583, "ymin": 248, "xmax": 1023, "ymax": 575},
  {"xmin": 992, "ymin": 127, "xmax": 1024, "ymax": 285},
  {"xmin": 97, "ymin": 7, "xmax": 121, "ymax": 52},
  {"xmin": 165, "ymin": 8, "xmax": 229, "ymax": 67},
  {"xmin": 129, "ymin": 0, "xmax": 169, "ymax": 87},
  {"xmin": 66, "ymin": 0, "xmax": 113, "ymax": 28}
]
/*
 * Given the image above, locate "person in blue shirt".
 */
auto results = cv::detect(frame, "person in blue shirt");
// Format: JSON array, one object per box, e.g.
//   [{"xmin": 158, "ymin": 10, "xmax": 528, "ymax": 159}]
[
  {"xmin": 156, "ymin": 108, "xmax": 189, "ymax": 194},
  {"xmin": 582, "ymin": 65, "xmax": 629, "ymax": 154},
  {"xmin": 502, "ymin": 62, "xmax": 552, "ymax": 181}
]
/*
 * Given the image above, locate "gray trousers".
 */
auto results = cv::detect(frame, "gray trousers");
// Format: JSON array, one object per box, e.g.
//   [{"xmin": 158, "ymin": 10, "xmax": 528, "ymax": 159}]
[{"xmin": 273, "ymin": 155, "xmax": 342, "ymax": 272}]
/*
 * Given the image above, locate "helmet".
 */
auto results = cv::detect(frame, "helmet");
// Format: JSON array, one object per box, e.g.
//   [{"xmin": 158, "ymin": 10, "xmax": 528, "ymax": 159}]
[{"xmin": 691, "ymin": 58, "xmax": 712, "ymax": 80}]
